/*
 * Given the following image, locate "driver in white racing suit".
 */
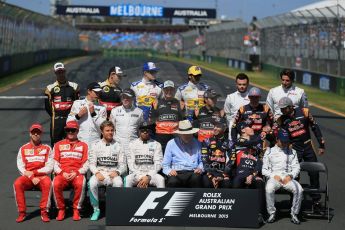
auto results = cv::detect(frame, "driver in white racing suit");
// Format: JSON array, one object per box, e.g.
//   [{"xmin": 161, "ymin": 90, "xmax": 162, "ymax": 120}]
[
  {"xmin": 125, "ymin": 122, "xmax": 165, "ymax": 188},
  {"xmin": 88, "ymin": 121, "xmax": 126, "ymax": 221},
  {"xmin": 109, "ymin": 88, "xmax": 144, "ymax": 151}
]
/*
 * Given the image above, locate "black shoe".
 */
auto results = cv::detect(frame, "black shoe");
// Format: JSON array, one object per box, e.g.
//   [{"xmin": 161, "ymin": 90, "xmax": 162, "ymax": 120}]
[
  {"xmin": 267, "ymin": 213, "xmax": 275, "ymax": 223},
  {"xmin": 290, "ymin": 213, "xmax": 300, "ymax": 225}
]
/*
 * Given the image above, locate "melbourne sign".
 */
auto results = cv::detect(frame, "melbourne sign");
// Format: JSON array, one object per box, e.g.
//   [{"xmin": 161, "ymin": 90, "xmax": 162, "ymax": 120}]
[
  {"xmin": 55, "ymin": 5, "xmax": 216, "ymax": 18},
  {"xmin": 106, "ymin": 188, "xmax": 260, "ymax": 228}
]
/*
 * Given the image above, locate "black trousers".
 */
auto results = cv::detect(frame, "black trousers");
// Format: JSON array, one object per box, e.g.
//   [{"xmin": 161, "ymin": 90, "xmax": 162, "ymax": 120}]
[
  {"xmin": 155, "ymin": 134, "xmax": 174, "ymax": 154},
  {"xmin": 232, "ymin": 174, "xmax": 266, "ymax": 214},
  {"xmin": 294, "ymin": 142, "xmax": 321, "ymax": 201},
  {"xmin": 166, "ymin": 171, "xmax": 202, "ymax": 188},
  {"xmin": 202, "ymin": 174, "xmax": 231, "ymax": 188},
  {"xmin": 50, "ymin": 116, "xmax": 67, "ymax": 146}
]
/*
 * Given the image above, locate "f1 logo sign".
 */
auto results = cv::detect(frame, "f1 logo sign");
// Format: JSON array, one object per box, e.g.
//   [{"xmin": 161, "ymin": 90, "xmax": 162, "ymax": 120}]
[{"xmin": 134, "ymin": 191, "xmax": 195, "ymax": 217}]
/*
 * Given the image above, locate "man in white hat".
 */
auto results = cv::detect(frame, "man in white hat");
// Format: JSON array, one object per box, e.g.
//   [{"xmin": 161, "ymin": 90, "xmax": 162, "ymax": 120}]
[{"xmin": 162, "ymin": 120, "xmax": 203, "ymax": 188}]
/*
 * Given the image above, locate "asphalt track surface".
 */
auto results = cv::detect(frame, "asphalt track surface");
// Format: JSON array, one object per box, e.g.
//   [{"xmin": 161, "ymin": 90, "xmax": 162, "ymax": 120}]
[{"xmin": 0, "ymin": 56, "xmax": 344, "ymax": 230}]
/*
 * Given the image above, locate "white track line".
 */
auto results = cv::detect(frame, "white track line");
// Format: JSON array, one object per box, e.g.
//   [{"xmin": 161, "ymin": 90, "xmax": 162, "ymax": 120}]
[{"xmin": 0, "ymin": 96, "xmax": 47, "ymax": 99}]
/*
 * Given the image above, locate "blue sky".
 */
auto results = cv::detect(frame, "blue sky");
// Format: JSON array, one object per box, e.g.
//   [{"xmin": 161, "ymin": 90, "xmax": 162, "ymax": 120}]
[{"xmin": 6, "ymin": 0, "xmax": 321, "ymax": 22}]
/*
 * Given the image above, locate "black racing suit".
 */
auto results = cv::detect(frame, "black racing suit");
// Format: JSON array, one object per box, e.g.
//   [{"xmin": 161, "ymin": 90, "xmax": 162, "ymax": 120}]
[
  {"xmin": 194, "ymin": 106, "xmax": 223, "ymax": 142},
  {"xmin": 44, "ymin": 81, "xmax": 79, "ymax": 146},
  {"xmin": 98, "ymin": 80, "xmax": 122, "ymax": 118},
  {"xmin": 201, "ymin": 135, "xmax": 232, "ymax": 188},
  {"xmin": 150, "ymin": 98, "xmax": 184, "ymax": 153},
  {"xmin": 231, "ymin": 103, "xmax": 274, "ymax": 142},
  {"xmin": 229, "ymin": 148, "xmax": 265, "ymax": 213},
  {"xmin": 278, "ymin": 107, "xmax": 325, "ymax": 201}
]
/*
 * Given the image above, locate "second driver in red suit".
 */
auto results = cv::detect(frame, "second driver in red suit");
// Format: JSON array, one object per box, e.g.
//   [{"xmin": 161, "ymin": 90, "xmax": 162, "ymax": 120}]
[{"xmin": 52, "ymin": 121, "xmax": 89, "ymax": 221}]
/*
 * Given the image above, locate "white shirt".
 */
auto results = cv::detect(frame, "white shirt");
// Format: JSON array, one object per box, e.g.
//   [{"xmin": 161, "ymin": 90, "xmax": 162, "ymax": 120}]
[
  {"xmin": 127, "ymin": 138, "xmax": 163, "ymax": 177},
  {"xmin": 266, "ymin": 85, "xmax": 308, "ymax": 119},
  {"xmin": 88, "ymin": 139, "xmax": 126, "ymax": 175},
  {"xmin": 109, "ymin": 105, "xmax": 144, "ymax": 149},
  {"xmin": 223, "ymin": 90, "xmax": 250, "ymax": 125},
  {"xmin": 67, "ymin": 98, "xmax": 107, "ymax": 146},
  {"xmin": 262, "ymin": 146, "xmax": 300, "ymax": 180}
]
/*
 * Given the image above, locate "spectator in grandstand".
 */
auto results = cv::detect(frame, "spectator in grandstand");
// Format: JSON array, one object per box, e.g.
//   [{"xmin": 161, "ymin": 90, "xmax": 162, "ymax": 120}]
[
  {"xmin": 175, "ymin": 66, "xmax": 209, "ymax": 121},
  {"xmin": 149, "ymin": 80, "xmax": 184, "ymax": 152},
  {"xmin": 194, "ymin": 88, "xmax": 224, "ymax": 142},
  {"xmin": 262, "ymin": 129, "xmax": 302, "ymax": 225},
  {"xmin": 163, "ymin": 120, "xmax": 203, "ymax": 188},
  {"xmin": 98, "ymin": 66, "xmax": 126, "ymax": 118},
  {"xmin": 67, "ymin": 82, "xmax": 107, "ymax": 147},
  {"xmin": 109, "ymin": 88, "xmax": 144, "ymax": 151},
  {"xmin": 44, "ymin": 62, "xmax": 80, "ymax": 146},
  {"xmin": 130, "ymin": 62, "xmax": 162, "ymax": 121},
  {"xmin": 266, "ymin": 69, "xmax": 308, "ymax": 120},
  {"xmin": 201, "ymin": 118, "xmax": 232, "ymax": 188},
  {"xmin": 88, "ymin": 121, "xmax": 126, "ymax": 221},
  {"xmin": 230, "ymin": 87, "xmax": 274, "ymax": 146},
  {"xmin": 276, "ymin": 97, "xmax": 325, "ymax": 207},
  {"xmin": 223, "ymin": 73, "xmax": 250, "ymax": 141},
  {"xmin": 52, "ymin": 121, "xmax": 89, "ymax": 221},
  {"xmin": 125, "ymin": 122, "xmax": 165, "ymax": 188},
  {"xmin": 14, "ymin": 123, "xmax": 53, "ymax": 223}
]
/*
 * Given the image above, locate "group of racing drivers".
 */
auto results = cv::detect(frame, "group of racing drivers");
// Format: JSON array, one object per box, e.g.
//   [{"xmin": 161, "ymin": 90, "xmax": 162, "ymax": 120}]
[{"xmin": 14, "ymin": 61, "xmax": 326, "ymax": 225}]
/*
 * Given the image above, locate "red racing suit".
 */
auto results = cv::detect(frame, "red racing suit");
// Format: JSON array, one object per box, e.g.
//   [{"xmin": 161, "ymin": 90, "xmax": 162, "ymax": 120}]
[
  {"xmin": 14, "ymin": 142, "xmax": 53, "ymax": 213},
  {"xmin": 52, "ymin": 139, "xmax": 88, "ymax": 210}
]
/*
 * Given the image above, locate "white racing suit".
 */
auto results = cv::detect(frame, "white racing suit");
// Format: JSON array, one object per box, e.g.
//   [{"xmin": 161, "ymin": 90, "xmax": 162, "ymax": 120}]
[
  {"xmin": 88, "ymin": 139, "xmax": 126, "ymax": 209},
  {"xmin": 223, "ymin": 90, "xmax": 249, "ymax": 140},
  {"xmin": 109, "ymin": 105, "xmax": 144, "ymax": 151},
  {"xmin": 266, "ymin": 85, "xmax": 308, "ymax": 120},
  {"xmin": 67, "ymin": 98, "xmax": 107, "ymax": 147},
  {"xmin": 262, "ymin": 145, "xmax": 303, "ymax": 216},
  {"xmin": 125, "ymin": 138, "xmax": 165, "ymax": 188}
]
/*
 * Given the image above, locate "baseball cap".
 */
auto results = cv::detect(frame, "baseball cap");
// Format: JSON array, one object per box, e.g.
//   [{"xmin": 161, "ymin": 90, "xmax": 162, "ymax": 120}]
[
  {"xmin": 108, "ymin": 66, "xmax": 126, "ymax": 77},
  {"xmin": 278, "ymin": 97, "xmax": 293, "ymax": 109},
  {"xmin": 121, "ymin": 88, "xmax": 135, "ymax": 98},
  {"xmin": 54, "ymin": 62, "xmax": 65, "ymax": 72},
  {"xmin": 139, "ymin": 122, "xmax": 153, "ymax": 131},
  {"xmin": 188, "ymin": 66, "xmax": 202, "ymax": 76},
  {"xmin": 143, "ymin": 62, "xmax": 159, "ymax": 72},
  {"xmin": 163, "ymin": 80, "xmax": 175, "ymax": 88},
  {"xmin": 204, "ymin": 88, "xmax": 221, "ymax": 98},
  {"xmin": 29, "ymin": 123, "xmax": 43, "ymax": 132},
  {"xmin": 65, "ymin": 121, "xmax": 79, "ymax": 130},
  {"xmin": 277, "ymin": 129, "xmax": 290, "ymax": 142},
  {"xmin": 248, "ymin": 87, "xmax": 261, "ymax": 97},
  {"xmin": 87, "ymin": 82, "xmax": 102, "ymax": 92}
]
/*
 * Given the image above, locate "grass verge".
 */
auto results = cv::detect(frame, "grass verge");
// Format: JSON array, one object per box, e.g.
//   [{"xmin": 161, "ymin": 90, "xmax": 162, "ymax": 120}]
[{"xmin": 0, "ymin": 56, "xmax": 88, "ymax": 92}]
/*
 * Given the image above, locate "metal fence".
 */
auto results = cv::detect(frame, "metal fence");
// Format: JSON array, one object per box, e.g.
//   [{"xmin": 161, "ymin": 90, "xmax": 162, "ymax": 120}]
[
  {"xmin": 0, "ymin": 2, "xmax": 80, "ymax": 57},
  {"xmin": 181, "ymin": 2, "xmax": 345, "ymax": 76}
]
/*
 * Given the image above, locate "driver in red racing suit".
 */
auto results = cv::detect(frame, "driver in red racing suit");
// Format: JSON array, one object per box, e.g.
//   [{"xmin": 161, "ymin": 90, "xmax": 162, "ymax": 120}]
[
  {"xmin": 52, "ymin": 121, "xmax": 89, "ymax": 221},
  {"xmin": 13, "ymin": 124, "xmax": 53, "ymax": 223}
]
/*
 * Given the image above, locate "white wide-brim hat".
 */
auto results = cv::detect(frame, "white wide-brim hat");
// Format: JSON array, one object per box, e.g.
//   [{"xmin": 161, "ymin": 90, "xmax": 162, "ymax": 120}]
[{"xmin": 174, "ymin": 120, "xmax": 199, "ymax": 134}]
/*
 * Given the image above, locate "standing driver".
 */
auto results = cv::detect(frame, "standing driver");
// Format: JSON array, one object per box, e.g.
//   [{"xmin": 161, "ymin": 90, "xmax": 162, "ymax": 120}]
[{"xmin": 44, "ymin": 62, "xmax": 79, "ymax": 146}]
